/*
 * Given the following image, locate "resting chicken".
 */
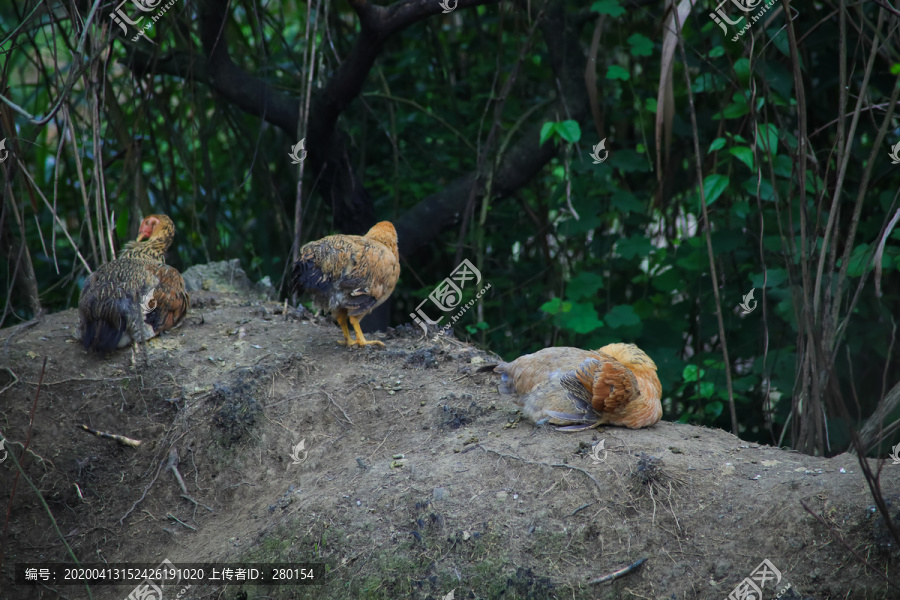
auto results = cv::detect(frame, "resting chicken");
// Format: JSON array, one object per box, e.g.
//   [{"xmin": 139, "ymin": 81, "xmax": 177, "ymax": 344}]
[
  {"xmin": 78, "ymin": 214, "xmax": 189, "ymax": 353},
  {"xmin": 292, "ymin": 221, "xmax": 400, "ymax": 348},
  {"xmin": 481, "ymin": 343, "xmax": 662, "ymax": 430}
]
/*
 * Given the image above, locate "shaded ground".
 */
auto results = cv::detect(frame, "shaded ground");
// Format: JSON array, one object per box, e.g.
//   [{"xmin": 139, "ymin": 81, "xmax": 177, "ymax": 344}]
[{"xmin": 0, "ymin": 279, "xmax": 898, "ymax": 600}]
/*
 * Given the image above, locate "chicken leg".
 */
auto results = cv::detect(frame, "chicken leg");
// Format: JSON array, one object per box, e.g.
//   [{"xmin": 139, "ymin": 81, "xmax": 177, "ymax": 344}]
[
  {"xmin": 335, "ymin": 311, "xmax": 353, "ymax": 346},
  {"xmin": 348, "ymin": 314, "xmax": 385, "ymax": 348}
]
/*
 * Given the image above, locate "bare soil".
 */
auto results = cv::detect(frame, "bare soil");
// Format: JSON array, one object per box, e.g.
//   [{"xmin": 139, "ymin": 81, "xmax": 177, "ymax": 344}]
[{"xmin": 1, "ymin": 286, "xmax": 898, "ymax": 600}]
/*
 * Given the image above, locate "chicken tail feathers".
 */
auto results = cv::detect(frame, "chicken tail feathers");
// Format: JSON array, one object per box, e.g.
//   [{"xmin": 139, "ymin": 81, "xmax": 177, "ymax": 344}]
[
  {"xmin": 478, "ymin": 363, "xmax": 518, "ymax": 395},
  {"xmin": 291, "ymin": 256, "xmax": 331, "ymax": 296},
  {"xmin": 80, "ymin": 310, "xmax": 128, "ymax": 353}
]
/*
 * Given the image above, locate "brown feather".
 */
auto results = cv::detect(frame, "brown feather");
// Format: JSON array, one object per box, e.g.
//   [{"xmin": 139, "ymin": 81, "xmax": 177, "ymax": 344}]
[{"xmin": 78, "ymin": 214, "xmax": 188, "ymax": 353}]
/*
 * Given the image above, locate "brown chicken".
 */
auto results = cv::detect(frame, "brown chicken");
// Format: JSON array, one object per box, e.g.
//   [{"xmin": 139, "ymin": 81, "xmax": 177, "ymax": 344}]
[
  {"xmin": 78, "ymin": 214, "xmax": 189, "ymax": 353},
  {"xmin": 482, "ymin": 343, "xmax": 662, "ymax": 430},
  {"xmin": 292, "ymin": 221, "xmax": 400, "ymax": 348}
]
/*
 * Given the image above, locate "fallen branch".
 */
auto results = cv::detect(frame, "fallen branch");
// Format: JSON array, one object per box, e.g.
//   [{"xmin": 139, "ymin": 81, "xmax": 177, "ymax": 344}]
[
  {"xmin": 78, "ymin": 424, "xmax": 142, "ymax": 448},
  {"xmin": 167, "ymin": 448, "xmax": 188, "ymax": 495},
  {"xmin": 324, "ymin": 389, "xmax": 354, "ymax": 425},
  {"xmin": 588, "ymin": 558, "xmax": 647, "ymax": 585}
]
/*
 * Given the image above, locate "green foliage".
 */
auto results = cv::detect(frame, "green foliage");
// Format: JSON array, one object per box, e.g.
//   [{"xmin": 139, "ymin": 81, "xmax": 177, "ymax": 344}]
[
  {"xmin": 702, "ymin": 174, "xmax": 730, "ymax": 206},
  {"xmin": 605, "ymin": 65, "xmax": 631, "ymax": 81},
  {"xmin": 540, "ymin": 120, "xmax": 582, "ymax": 145},
  {"xmin": 590, "ymin": 0, "xmax": 625, "ymax": 17},
  {"xmin": 627, "ymin": 34, "xmax": 653, "ymax": 57},
  {"xmin": 2, "ymin": 0, "xmax": 899, "ymax": 456}
]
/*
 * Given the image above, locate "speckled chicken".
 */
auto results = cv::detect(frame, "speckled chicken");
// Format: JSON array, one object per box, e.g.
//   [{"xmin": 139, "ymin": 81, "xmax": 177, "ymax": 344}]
[
  {"xmin": 482, "ymin": 343, "xmax": 662, "ymax": 430},
  {"xmin": 78, "ymin": 214, "xmax": 189, "ymax": 353},
  {"xmin": 292, "ymin": 221, "xmax": 400, "ymax": 348}
]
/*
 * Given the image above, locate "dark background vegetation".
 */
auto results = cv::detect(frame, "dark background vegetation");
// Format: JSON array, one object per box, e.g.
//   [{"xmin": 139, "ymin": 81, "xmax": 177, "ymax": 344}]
[{"xmin": 2, "ymin": 0, "xmax": 900, "ymax": 457}]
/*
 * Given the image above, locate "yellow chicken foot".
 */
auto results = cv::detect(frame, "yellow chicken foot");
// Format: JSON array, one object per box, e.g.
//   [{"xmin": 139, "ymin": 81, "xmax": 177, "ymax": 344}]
[
  {"xmin": 335, "ymin": 312, "xmax": 353, "ymax": 346},
  {"xmin": 349, "ymin": 315, "xmax": 384, "ymax": 348}
]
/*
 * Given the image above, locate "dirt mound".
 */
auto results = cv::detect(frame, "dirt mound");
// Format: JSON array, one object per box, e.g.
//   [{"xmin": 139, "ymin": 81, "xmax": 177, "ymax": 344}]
[{"xmin": 0, "ymin": 287, "xmax": 898, "ymax": 599}]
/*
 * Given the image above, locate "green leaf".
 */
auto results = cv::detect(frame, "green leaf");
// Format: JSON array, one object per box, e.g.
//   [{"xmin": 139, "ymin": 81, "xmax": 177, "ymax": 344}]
[
  {"xmin": 693, "ymin": 73, "xmax": 725, "ymax": 93},
  {"xmin": 742, "ymin": 176, "xmax": 774, "ymax": 200},
  {"xmin": 555, "ymin": 120, "xmax": 582, "ymax": 143},
  {"xmin": 700, "ymin": 382, "xmax": 716, "ymax": 399},
  {"xmin": 847, "ymin": 243, "xmax": 872, "ymax": 277},
  {"xmin": 644, "ymin": 98, "xmax": 657, "ymax": 113},
  {"xmin": 604, "ymin": 304, "xmax": 641, "ymax": 329},
  {"xmin": 616, "ymin": 235, "xmax": 652, "ymax": 260},
  {"xmin": 892, "ymin": 64, "xmax": 900, "ymax": 75},
  {"xmin": 611, "ymin": 189, "xmax": 644, "ymax": 213},
  {"xmin": 750, "ymin": 268, "xmax": 788, "ymax": 289},
  {"xmin": 606, "ymin": 65, "xmax": 630, "ymax": 81},
  {"xmin": 627, "ymin": 33, "xmax": 653, "ymax": 57},
  {"xmin": 651, "ymin": 267, "xmax": 682, "ymax": 293},
  {"xmin": 590, "ymin": 0, "xmax": 625, "ymax": 17},
  {"xmin": 734, "ymin": 58, "xmax": 751, "ymax": 85},
  {"xmin": 539, "ymin": 297, "xmax": 566, "ymax": 315},
  {"xmin": 702, "ymin": 174, "xmax": 730, "ymax": 206},
  {"xmin": 539, "ymin": 122, "xmax": 555, "ymax": 146},
  {"xmin": 767, "ymin": 26, "xmax": 791, "ymax": 57},
  {"xmin": 567, "ymin": 272, "xmax": 605, "ymax": 301},
  {"xmin": 757, "ymin": 123, "xmax": 779, "ymax": 157},
  {"xmin": 704, "ymin": 400, "xmax": 723, "ymax": 417},
  {"xmin": 559, "ymin": 302, "xmax": 604, "ymax": 334},
  {"xmin": 683, "ymin": 364, "xmax": 705, "ymax": 382},
  {"xmin": 709, "ymin": 46, "xmax": 725, "ymax": 58},
  {"xmin": 715, "ymin": 93, "xmax": 749, "ymax": 119},
  {"xmin": 729, "ymin": 146, "xmax": 754, "ymax": 170},
  {"xmin": 676, "ymin": 249, "xmax": 708, "ymax": 271},
  {"xmin": 708, "ymin": 138, "xmax": 726, "ymax": 153},
  {"xmin": 773, "ymin": 154, "xmax": 793, "ymax": 178}
]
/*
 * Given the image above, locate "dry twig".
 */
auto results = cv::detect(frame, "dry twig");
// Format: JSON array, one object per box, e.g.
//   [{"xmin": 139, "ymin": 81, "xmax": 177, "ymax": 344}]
[{"xmin": 588, "ymin": 558, "xmax": 647, "ymax": 585}]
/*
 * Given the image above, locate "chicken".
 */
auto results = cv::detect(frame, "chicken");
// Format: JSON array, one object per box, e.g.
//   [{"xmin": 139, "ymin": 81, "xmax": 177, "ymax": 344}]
[
  {"xmin": 78, "ymin": 214, "xmax": 189, "ymax": 353},
  {"xmin": 481, "ymin": 343, "xmax": 662, "ymax": 430},
  {"xmin": 292, "ymin": 221, "xmax": 400, "ymax": 348}
]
